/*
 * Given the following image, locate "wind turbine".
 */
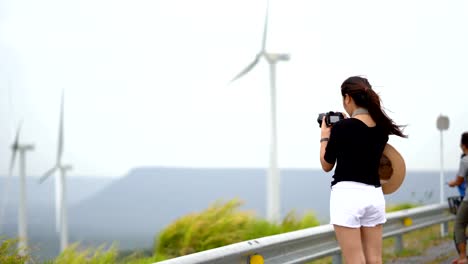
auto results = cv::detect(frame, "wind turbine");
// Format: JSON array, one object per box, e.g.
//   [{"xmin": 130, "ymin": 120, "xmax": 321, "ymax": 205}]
[
  {"xmin": 1, "ymin": 124, "xmax": 35, "ymax": 256},
  {"xmin": 39, "ymin": 92, "xmax": 72, "ymax": 252},
  {"xmin": 230, "ymin": 1, "xmax": 289, "ymax": 223}
]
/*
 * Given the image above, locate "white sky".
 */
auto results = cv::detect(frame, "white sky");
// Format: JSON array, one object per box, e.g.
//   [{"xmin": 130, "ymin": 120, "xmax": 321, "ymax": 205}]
[{"xmin": 0, "ymin": 0, "xmax": 467, "ymax": 177}]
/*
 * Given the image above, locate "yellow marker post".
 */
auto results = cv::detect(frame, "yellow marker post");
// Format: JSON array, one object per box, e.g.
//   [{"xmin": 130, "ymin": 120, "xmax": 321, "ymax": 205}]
[
  {"xmin": 403, "ymin": 217, "xmax": 412, "ymax": 227},
  {"xmin": 249, "ymin": 254, "xmax": 264, "ymax": 264}
]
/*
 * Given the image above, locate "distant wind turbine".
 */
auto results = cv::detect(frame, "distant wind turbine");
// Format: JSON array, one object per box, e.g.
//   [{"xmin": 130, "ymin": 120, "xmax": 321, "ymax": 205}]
[
  {"xmin": 230, "ymin": 0, "xmax": 289, "ymax": 223},
  {"xmin": 39, "ymin": 92, "xmax": 72, "ymax": 252},
  {"xmin": 0, "ymin": 123, "xmax": 35, "ymax": 256}
]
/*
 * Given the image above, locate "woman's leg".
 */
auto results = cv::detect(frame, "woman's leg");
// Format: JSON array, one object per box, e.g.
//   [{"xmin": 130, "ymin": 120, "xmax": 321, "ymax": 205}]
[
  {"xmin": 361, "ymin": 225, "xmax": 383, "ymax": 264},
  {"xmin": 334, "ymin": 225, "xmax": 365, "ymax": 264},
  {"xmin": 454, "ymin": 201, "xmax": 468, "ymax": 263}
]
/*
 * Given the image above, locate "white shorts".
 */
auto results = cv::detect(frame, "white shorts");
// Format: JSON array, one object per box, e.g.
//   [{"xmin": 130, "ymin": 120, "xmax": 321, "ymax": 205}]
[{"xmin": 330, "ymin": 181, "xmax": 386, "ymax": 228}]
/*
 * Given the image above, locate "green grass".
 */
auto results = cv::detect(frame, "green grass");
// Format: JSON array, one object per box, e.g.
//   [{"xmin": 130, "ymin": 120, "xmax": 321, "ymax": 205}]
[
  {"xmin": 0, "ymin": 237, "xmax": 31, "ymax": 264},
  {"xmin": 383, "ymin": 222, "xmax": 455, "ymax": 262},
  {"xmin": 386, "ymin": 202, "xmax": 419, "ymax": 212},
  {"xmin": 47, "ymin": 243, "xmax": 118, "ymax": 264},
  {"xmin": 382, "ymin": 203, "xmax": 453, "ymax": 261}
]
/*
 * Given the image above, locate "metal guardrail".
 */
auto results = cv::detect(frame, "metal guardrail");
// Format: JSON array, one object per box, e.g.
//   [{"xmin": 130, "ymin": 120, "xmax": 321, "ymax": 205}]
[{"xmin": 155, "ymin": 203, "xmax": 454, "ymax": 264}]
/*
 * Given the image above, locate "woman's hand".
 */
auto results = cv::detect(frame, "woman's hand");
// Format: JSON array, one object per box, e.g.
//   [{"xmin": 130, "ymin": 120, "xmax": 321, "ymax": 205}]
[
  {"xmin": 448, "ymin": 180, "xmax": 457, "ymax": 187},
  {"xmin": 320, "ymin": 112, "xmax": 347, "ymax": 139},
  {"xmin": 321, "ymin": 117, "xmax": 331, "ymax": 139},
  {"xmin": 448, "ymin": 176, "xmax": 464, "ymax": 187},
  {"xmin": 320, "ymin": 116, "xmax": 334, "ymax": 172}
]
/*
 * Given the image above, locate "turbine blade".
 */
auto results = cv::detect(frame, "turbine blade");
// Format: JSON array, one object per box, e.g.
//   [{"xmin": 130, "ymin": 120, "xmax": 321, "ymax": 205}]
[
  {"xmin": 9, "ymin": 149, "xmax": 18, "ymax": 178},
  {"xmin": 261, "ymin": 0, "xmax": 270, "ymax": 51},
  {"xmin": 57, "ymin": 91, "xmax": 64, "ymax": 165},
  {"xmin": 14, "ymin": 122, "xmax": 22, "ymax": 144},
  {"xmin": 39, "ymin": 167, "xmax": 57, "ymax": 184},
  {"xmin": 230, "ymin": 55, "xmax": 261, "ymax": 83},
  {"xmin": 9, "ymin": 124, "xmax": 22, "ymax": 173},
  {"xmin": 7, "ymin": 151, "xmax": 17, "ymax": 186}
]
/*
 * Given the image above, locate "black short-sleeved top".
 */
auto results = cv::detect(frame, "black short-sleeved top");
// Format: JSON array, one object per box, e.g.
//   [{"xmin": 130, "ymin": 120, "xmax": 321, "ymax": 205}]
[{"xmin": 324, "ymin": 118, "xmax": 389, "ymax": 187}]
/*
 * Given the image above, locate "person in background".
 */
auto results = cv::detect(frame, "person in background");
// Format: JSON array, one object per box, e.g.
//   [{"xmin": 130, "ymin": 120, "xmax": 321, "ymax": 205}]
[
  {"xmin": 320, "ymin": 76, "xmax": 407, "ymax": 264},
  {"xmin": 448, "ymin": 132, "xmax": 468, "ymax": 264}
]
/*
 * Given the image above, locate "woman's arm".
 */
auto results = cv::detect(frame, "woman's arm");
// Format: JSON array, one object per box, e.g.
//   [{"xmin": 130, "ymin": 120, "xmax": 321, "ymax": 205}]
[
  {"xmin": 449, "ymin": 159, "xmax": 468, "ymax": 187},
  {"xmin": 320, "ymin": 117, "xmax": 334, "ymax": 172},
  {"xmin": 320, "ymin": 141, "xmax": 334, "ymax": 172},
  {"xmin": 448, "ymin": 176, "xmax": 464, "ymax": 187}
]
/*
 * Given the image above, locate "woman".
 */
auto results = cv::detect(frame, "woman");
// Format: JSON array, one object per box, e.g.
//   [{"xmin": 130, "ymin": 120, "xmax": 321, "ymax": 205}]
[
  {"xmin": 448, "ymin": 132, "xmax": 468, "ymax": 264},
  {"xmin": 319, "ymin": 76, "xmax": 406, "ymax": 263}
]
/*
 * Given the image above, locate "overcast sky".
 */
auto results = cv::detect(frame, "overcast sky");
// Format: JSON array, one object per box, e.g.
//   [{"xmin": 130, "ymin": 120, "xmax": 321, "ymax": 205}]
[{"xmin": 0, "ymin": 0, "xmax": 467, "ymax": 178}]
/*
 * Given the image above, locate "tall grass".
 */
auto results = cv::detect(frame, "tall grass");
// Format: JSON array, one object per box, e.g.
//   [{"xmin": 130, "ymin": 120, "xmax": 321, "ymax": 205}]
[
  {"xmin": 154, "ymin": 199, "xmax": 320, "ymax": 259},
  {"xmin": 0, "ymin": 237, "xmax": 31, "ymax": 264},
  {"xmin": 47, "ymin": 243, "xmax": 118, "ymax": 264}
]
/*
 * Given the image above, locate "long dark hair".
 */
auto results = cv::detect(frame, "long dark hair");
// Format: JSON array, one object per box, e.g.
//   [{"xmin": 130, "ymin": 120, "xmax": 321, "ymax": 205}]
[
  {"xmin": 341, "ymin": 76, "xmax": 407, "ymax": 138},
  {"xmin": 462, "ymin": 132, "xmax": 468, "ymax": 148}
]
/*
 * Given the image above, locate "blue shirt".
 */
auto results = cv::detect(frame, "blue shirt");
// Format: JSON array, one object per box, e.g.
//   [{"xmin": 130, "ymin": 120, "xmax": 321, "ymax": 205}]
[{"xmin": 458, "ymin": 155, "xmax": 468, "ymax": 200}]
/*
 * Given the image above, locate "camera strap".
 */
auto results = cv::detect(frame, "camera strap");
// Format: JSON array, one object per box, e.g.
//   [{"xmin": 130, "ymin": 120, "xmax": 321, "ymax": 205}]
[{"xmin": 351, "ymin": 108, "xmax": 369, "ymax": 118}]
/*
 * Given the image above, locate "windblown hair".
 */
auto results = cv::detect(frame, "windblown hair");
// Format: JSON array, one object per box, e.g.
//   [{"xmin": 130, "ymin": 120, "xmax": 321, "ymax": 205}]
[
  {"xmin": 462, "ymin": 132, "xmax": 468, "ymax": 148},
  {"xmin": 341, "ymin": 76, "xmax": 407, "ymax": 138}
]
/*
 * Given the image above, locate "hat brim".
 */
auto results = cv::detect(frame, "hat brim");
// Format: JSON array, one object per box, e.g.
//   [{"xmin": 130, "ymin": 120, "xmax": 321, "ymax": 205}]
[{"xmin": 379, "ymin": 144, "xmax": 406, "ymax": 195}]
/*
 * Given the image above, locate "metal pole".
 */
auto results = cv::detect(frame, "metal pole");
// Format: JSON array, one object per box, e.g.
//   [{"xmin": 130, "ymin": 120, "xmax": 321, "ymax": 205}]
[
  {"xmin": 332, "ymin": 253, "xmax": 342, "ymax": 264},
  {"xmin": 55, "ymin": 173, "xmax": 61, "ymax": 233},
  {"xmin": 440, "ymin": 130, "xmax": 449, "ymax": 236},
  {"xmin": 268, "ymin": 61, "xmax": 280, "ymax": 223},
  {"xmin": 437, "ymin": 115, "xmax": 449, "ymax": 237},
  {"xmin": 60, "ymin": 168, "xmax": 69, "ymax": 252},
  {"xmin": 440, "ymin": 130, "xmax": 444, "ymax": 204},
  {"xmin": 395, "ymin": 234, "xmax": 403, "ymax": 253},
  {"xmin": 18, "ymin": 149, "xmax": 28, "ymax": 256}
]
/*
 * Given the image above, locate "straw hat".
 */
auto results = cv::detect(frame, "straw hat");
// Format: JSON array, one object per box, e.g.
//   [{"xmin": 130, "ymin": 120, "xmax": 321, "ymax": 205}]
[{"xmin": 379, "ymin": 144, "xmax": 406, "ymax": 194}]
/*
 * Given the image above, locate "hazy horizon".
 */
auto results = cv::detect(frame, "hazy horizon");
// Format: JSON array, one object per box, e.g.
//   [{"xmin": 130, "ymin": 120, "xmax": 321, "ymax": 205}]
[{"xmin": 0, "ymin": 166, "xmax": 458, "ymax": 178}]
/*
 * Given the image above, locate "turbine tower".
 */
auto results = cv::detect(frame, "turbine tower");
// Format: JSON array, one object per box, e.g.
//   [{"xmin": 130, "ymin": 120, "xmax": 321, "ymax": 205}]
[
  {"xmin": 1, "ymin": 124, "xmax": 35, "ymax": 256},
  {"xmin": 230, "ymin": 0, "xmax": 289, "ymax": 223},
  {"xmin": 39, "ymin": 91, "xmax": 72, "ymax": 252}
]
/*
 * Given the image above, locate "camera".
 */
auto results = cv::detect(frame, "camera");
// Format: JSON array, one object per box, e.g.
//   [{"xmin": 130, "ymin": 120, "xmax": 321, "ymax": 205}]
[{"xmin": 317, "ymin": 111, "xmax": 344, "ymax": 127}]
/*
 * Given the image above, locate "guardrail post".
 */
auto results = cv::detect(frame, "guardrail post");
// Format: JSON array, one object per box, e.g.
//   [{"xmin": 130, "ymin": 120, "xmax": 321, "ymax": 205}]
[
  {"xmin": 332, "ymin": 253, "xmax": 342, "ymax": 264},
  {"xmin": 395, "ymin": 234, "xmax": 403, "ymax": 253},
  {"xmin": 440, "ymin": 222, "xmax": 449, "ymax": 237}
]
